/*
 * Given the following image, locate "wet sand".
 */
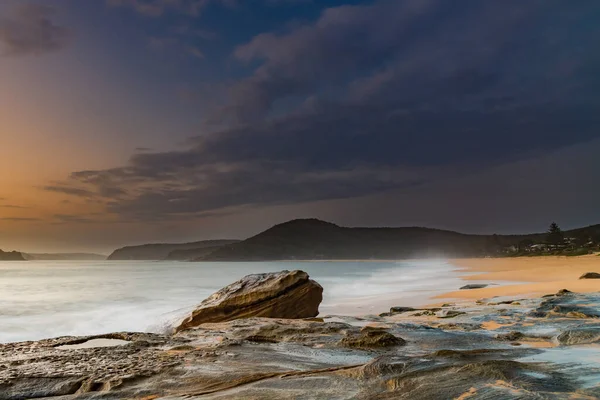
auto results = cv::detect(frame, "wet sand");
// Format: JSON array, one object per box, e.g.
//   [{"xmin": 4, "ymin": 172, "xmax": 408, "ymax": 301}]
[{"xmin": 437, "ymin": 254, "xmax": 600, "ymax": 301}]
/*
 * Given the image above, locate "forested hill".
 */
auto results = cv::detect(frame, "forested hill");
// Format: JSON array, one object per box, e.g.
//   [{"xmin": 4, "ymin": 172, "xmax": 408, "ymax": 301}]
[
  {"xmin": 107, "ymin": 239, "xmax": 240, "ymax": 260},
  {"xmin": 0, "ymin": 249, "xmax": 26, "ymax": 261},
  {"xmin": 23, "ymin": 253, "xmax": 106, "ymax": 261},
  {"xmin": 199, "ymin": 219, "xmax": 600, "ymax": 261}
]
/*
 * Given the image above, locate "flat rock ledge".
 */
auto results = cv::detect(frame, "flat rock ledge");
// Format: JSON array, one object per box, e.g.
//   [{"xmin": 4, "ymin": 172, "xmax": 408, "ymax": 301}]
[{"xmin": 4, "ymin": 280, "xmax": 600, "ymax": 399}]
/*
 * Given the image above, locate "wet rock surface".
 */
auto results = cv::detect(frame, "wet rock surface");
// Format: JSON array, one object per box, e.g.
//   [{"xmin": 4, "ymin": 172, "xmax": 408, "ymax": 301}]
[
  {"xmin": 338, "ymin": 327, "xmax": 406, "ymax": 349},
  {"xmin": 556, "ymin": 326, "xmax": 600, "ymax": 345},
  {"xmin": 436, "ymin": 309, "xmax": 466, "ymax": 319},
  {"xmin": 459, "ymin": 284, "xmax": 489, "ymax": 290},
  {"xmin": 389, "ymin": 306, "xmax": 416, "ymax": 314},
  {"xmin": 5, "ymin": 286, "xmax": 600, "ymax": 398}
]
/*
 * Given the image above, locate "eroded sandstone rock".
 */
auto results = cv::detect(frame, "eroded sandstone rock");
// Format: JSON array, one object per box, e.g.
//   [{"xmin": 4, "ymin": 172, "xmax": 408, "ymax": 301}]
[
  {"xmin": 436, "ymin": 310, "xmax": 466, "ymax": 319},
  {"xmin": 338, "ymin": 326, "xmax": 406, "ymax": 349},
  {"xmin": 389, "ymin": 306, "xmax": 416, "ymax": 313},
  {"xmin": 496, "ymin": 331, "xmax": 525, "ymax": 341},
  {"xmin": 557, "ymin": 327, "xmax": 600, "ymax": 345},
  {"xmin": 6, "ymin": 292, "xmax": 600, "ymax": 399},
  {"xmin": 580, "ymin": 272, "xmax": 600, "ymax": 279},
  {"xmin": 174, "ymin": 270, "xmax": 323, "ymax": 332}
]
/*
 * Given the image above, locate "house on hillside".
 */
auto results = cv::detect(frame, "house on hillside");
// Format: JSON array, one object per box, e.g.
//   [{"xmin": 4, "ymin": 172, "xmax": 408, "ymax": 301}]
[{"xmin": 530, "ymin": 244, "xmax": 548, "ymax": 252}]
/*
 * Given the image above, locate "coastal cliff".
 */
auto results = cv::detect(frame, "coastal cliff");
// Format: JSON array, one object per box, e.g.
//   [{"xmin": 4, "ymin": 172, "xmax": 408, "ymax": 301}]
[
  {"xmin": 0, "ymin": 249, "xmax": 25, "ymax": 261},
  {"xmin": 107, "ymin": 239, "xmax": 239, "ymax": 260},
  {"xmin": 22, "ymin": 253, "xmax": 106, "ymax": 261}
]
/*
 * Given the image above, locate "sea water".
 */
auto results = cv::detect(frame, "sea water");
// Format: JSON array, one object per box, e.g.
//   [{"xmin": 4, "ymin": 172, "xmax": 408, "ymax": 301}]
[{"xmin": 0, "ymin": 260, "xmax": 465, "ymax": 343}]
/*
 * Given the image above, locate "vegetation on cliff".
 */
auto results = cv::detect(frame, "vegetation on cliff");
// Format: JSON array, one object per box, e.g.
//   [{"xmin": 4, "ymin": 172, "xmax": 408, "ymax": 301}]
[
  {"xmin": 22, "ymin": 253, "xmax": 106, "ymax": 261},
  {"xmin": 199, "ymin": 219, "xmax": 600, "ymax": 261},
  {"xmin": 107, "ymin": 239, "xmax": 239, "ymax": 260},
  {"xmin": 0, "ymin": 249, "xmax": 26, "ymax": 261},
  {"xmin": 104, "ymin": 219, "xmax": 600, "ymax": 261}
]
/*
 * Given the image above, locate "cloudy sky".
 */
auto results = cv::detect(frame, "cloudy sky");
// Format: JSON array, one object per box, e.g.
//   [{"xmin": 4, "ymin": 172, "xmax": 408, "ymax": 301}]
[{"xmin": 1, "ymin": 0, "xmax": 600, "ymax": 253}]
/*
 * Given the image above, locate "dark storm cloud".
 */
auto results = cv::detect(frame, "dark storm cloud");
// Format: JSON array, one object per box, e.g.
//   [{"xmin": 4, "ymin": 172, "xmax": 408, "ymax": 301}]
[
  {"xmin": 222, "ymin": 0, "xmax": 600, "ymax": 123},
  {"xmin": 265, "ymin": 0, "xmax": 312, "ymax": 4},
  {"xmin": 61, "ymin": 155, "xmax": 427, "ymax": 218},
  {"xmin": 107, "ymin": 0, "xmax": 237, "ymax": 17},
  {"xmin": 43, "ymin": 185, "xmax": 96, "ymax": 198},
  {"xmin": 147, "ymin": 32, "xmax": 211, "ymax": 60},
  {"xmin": 0, "ymin": 4, "xmax": 71, "ymax": 56},
  {"xmin": 55, "ymin": 0, "xmax": 600, "ymax": 220},
  {"xmin": 107, "ymin": 0, "xmax": 300, "ymax": 17},
  {"xmin": 53, "ymin": 214, "xmax": 96, "ymax": 224}
]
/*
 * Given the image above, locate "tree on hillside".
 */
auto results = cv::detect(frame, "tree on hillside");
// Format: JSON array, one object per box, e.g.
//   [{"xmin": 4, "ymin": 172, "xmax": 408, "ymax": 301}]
[{"xmin": 546, "ymin": 222, "xmax": 564, "ymax": 246}]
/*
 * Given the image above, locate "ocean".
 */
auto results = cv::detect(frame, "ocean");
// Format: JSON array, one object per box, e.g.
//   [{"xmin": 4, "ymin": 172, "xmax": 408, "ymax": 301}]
[{"xmin": 0, "ymin": 260, "xmax": 465, "ymax": 343}]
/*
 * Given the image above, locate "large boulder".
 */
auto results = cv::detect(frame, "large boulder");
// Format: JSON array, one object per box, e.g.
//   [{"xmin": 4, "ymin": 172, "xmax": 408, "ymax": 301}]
[
  {"xmin": 579, "ymin": 272, "xmax": 600, "ymax": 279},
  {"xmin": 174, "ymin": 270, "xmax": 323, "ymax": 332}
]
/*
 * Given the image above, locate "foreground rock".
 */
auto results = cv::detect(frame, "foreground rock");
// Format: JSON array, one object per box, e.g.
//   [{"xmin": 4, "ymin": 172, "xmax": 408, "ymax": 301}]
[
  {"xmin": 6, "ymin": 281, "xmax": 600, "ymax": 398},
  {"xmin": 530, "ymin": 289, "xmax": 600, "ymax": 318},
  {"xmin": 460, "ymin": 284, "xmax": 488, "ymax": 290},
  {"xmin": 580, "ymin": 272, "xmax": 600, "ymax": 279},
  {"xmin": 174, "ymin": 270, "xmax": 323, "ymax": 332},
  {"xmin": 338, "ymin": 326, "xmax": 406, "ymax": 349},
  {"xmin": 389, "ymin": 306, "xmax": 416, "ymax": 313},
  {"xmin": 557, "ymin": 327, "xmax": 600, "ymax": 345}
]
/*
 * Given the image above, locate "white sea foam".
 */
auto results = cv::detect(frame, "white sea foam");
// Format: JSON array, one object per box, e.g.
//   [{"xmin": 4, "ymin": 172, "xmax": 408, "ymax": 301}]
[{"xmin": 0, "ymin": 259, "xmax": 464, "ymax": 343}]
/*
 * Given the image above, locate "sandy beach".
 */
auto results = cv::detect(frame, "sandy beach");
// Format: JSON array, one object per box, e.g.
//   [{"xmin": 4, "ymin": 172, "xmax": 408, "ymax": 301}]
[{"xmin": 438, "ymin": 254, "xmax": 600, "ymax": 301}]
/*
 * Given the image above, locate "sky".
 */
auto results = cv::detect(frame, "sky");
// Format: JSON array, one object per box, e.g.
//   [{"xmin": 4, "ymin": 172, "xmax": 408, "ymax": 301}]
[{"xmin": 1, "ymin": 0, "xmax": 600, "ymax": 253}]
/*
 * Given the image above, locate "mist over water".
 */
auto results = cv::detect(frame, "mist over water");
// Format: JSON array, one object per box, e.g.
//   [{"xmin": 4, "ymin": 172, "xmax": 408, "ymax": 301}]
[{"xmin": 0, "ymin": 260, "xmax": 465, "ymax": 343}]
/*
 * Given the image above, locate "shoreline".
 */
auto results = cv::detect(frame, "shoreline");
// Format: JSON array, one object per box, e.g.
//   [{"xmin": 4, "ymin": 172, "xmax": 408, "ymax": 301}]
[
  {"xmin": 5, "ymin": 262, "xmax": 600, "ymax": 398},
  {"xmin": 3, "ymin": 256, "xmax": 599, "ymax": 343},
  {"xmin": 435, "ymin": 254, "xmax": 600, "ymax": 303},
  {"xmin": 5, "ymin": 278, "xmax": 600, "ymax": 398}
]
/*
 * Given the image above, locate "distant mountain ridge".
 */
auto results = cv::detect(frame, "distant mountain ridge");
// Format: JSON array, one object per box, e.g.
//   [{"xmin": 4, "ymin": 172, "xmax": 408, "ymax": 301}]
[
  {"xmin": 107, "ymin": 240, "xmax": 240, "ymax": 260},
  {"xmin": 164, "ymin": 246, "xmax": 232, "ymax": 261},
  {"xmin": 104, "ymin": 219, "xmax": 600, "ymax": 261},
  {"xmin": 0, "ymin": 249, "xmax": 26, "ymax": 261},
  {"xmin": 23, "ymin": 253, "xmax": 106, "ymax": 261},
  {"xmin": 198, "ymin": 219, "xmax": 600, "ymax": 261}
]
